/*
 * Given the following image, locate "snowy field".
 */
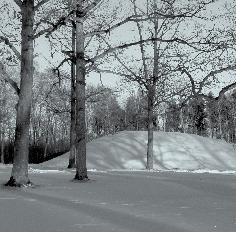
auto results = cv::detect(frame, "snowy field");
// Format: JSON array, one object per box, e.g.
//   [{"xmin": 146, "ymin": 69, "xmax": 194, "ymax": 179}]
[
  {"xmin": 1, "ymin": 131, "xmax": 236, "ymax": 232},
  {"xmin": 1, "ymin": 167, "xmax": 236, "ymax": 232}
]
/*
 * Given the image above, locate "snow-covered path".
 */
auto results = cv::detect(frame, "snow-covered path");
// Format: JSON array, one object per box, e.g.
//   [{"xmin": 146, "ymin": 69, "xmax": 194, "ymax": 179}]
[{"xmin": 1, "ymin": 167, "xmax": 236, "ymax": 232}]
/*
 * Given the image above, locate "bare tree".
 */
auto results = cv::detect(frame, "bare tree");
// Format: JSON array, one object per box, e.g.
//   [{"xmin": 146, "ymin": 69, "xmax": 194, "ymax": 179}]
[
  {"xmin": 91, "ymin": 0, "xmax": 218, "ymax": 169},
  {"xmin": 0, "ymin": 0, "xmax": 71, "ymax": 186}
]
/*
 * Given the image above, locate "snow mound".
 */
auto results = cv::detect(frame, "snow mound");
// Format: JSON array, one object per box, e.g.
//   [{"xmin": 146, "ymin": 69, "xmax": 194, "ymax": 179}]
[{"xmin": 40, "ymin": 131, "xmax": 236, "ymax": 171}]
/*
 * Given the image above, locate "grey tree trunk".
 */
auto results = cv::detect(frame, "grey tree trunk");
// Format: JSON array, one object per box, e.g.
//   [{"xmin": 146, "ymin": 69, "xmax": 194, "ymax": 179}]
[
  {"xmin": 146, "ymin": 85, "xmax": 155, "ymax": 170},
  {"xmin": 134, "ymin": 2, "xmax": 153, "ymax": 169},
  {"xmin": 68, "ymin": 20, "xmax": 76, "ymax": 169},
  {"xmin": 146, "ymin": 2, "xmax": 158, "ymax": 170},
  {"xmin": 6, "ymin": 0, "xmax": 34, "ymax": 187},
  {"xmin": 74, "ymin": 1, "xmax": 88, "ymax": 180}
]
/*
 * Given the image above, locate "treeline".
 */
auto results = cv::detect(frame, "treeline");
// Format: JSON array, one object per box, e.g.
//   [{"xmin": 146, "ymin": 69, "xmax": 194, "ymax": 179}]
[
  {"xmin": 0, "ymin": 71, "xmax": 71, "ymax": 164},
  {"xmin": 0, "ymin": 70, "xmax": 128, "ymax": 163},
  {"xmin": 1, "ymin": 69, "xmax": 235, "ymax": 165},
  {"xmin": 124, "ymin": 90, "xmax": 236, "ymax": 143},
  {"xmin": 165, "ymin": 92, "xmax": 236, "ymax": 143}
]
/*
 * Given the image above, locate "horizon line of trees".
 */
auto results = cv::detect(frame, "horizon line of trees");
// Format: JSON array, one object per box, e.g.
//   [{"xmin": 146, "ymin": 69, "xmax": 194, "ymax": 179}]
[{"xmin": 1, "ymin": 77, "xmax": 236, "ymax": 165}]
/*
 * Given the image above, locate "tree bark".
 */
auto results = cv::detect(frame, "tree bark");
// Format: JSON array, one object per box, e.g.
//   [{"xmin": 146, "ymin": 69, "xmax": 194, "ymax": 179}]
[
  {"xmin": 68, "ymin": 17, "xmax": 76, "ymax": 169},
  {"xmin": 6, "ymin": 0, "xmax": 34, "ymax": 187},
  {"xmin": 146, "ymin": 2, "xmax": 158, "ymax": 170},
  {"xmin": 1, "ymin": 130, "xmax": 4, "ymax": 164},
  {"xmin": 74, "ymin": 1, "xmax": 88, "ymax": 180},
  {"xmin": 133, "ymin": 0, "xmax": 154, "ymax": 169},
  {"xmin": 147, "ymin": 85, "xmax": 155, "ymax": 170}
]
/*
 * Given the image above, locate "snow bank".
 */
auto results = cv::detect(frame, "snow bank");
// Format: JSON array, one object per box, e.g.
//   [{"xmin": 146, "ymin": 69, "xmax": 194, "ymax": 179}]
[{"xmin": 40, "ymin": 131, "xmax": 236, "ymax": 172}]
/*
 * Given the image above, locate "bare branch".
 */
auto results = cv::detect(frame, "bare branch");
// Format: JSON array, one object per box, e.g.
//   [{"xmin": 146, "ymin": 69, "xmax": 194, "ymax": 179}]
[
  {"xmin": 55, "ymin": 57, "xmax": 71, "ymax": 70},
  {"xmin": 0, "ymin": 62, "xmax": 20, "ymax": 95},
  {"xmin": 199, "ymin": 65, "xmax": 236, "ymax": 92},
  {"xmin": 178, "ymin": 68, "xmax": 196, "ymax": 95},
  {"xmin": 0, "ymin": 36, "xmax": 21, "ymax": 60},
  {"xmin": 83, "ymin": 0, "xmax": 103, "ymax": 15},
  {"xmin": 179, "ymin": 65, "xmax": 236, "ymax": 101},
  {"xmin": 85, "ymin": 4, "xmax": 210, "ymax": 38},
  {"xmin": 217, "ymin": 82, "xmax": 236, "ymax": 100},
  {"xmin": 34, "ymin": 0, "xmax": 50, "ymax": 11},
  {"xmin": 52, "ymin": 57, "xmax": 71, "ymax": 83},
  {"xmin": 86, "ymin": 87, "xmax": 116, "ymax": 102},
  {"xmin": 97, "ymin": 36, "xmax": 142, "ymax": 80},
  {"xmin": 197, "ymin": 82, "xmax": 236, "ymax": 101},
  {"xmin": 130, "ymin": 0, "xmax": 215, "ymax": 23},
  {"xmin": 13, "ymin": 0, "xmax": 22, "ymax": 9},
  {"xmin": 85, "ymin": 14, "xmax": 155, "ymax": 37},
  {"xmin": 34, "ymin": 10, "xmax": 75, "ymax": 39},
  {"xmin": 45, "ymin": 81, "xmax": 60, "ymax": 100},
  {"xmin": 90, "ymin": 36, "xmax": 218, "ymax": 63},
  {"xmin": 92, "ymin": 67, "xmax": 134, "ymax": 78}
]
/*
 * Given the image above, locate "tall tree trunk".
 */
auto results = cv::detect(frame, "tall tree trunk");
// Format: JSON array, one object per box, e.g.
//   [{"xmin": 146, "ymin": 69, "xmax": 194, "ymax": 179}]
[
  {"xmin": 74, "ymin": 1, "xmax": 88, "ymax": 180},
  {"xmin": 6, "ymin": 0, "xmax": 34, "ymax": 187},
  {"xmin": 68, "ymin": 18, "xmax": 76, "ymax": 169},
  {"xmin": 147, "ymin": 2, "xmax": 158, "ymax": 170},
  {"xmin": 147, "ymin": 85, "xmax": 155, "ymax": 170},
  {"xmin": 134, "ymin": 0, "xmax": 154, "ymax": 169}
]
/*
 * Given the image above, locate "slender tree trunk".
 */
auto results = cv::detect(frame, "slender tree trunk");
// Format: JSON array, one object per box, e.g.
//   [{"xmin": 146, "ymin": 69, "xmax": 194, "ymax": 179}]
[
  {"xmin": 147, "ymin": 2, "xmax": 158, "ymax": 170},
  {"xmin": 134, "ymin": 0, "xmax": 154, "ymax": 169},
  {"xmin": 147, "ymin": 85, "xmax": 155, "ymax": 170},
  {"xmin": 1, "ymin": 129, "xmax": 4, "ymax": 164},
  {"xmin": 44, "ymin": 120, "xmax": 50, "ymax": 158},
  {"xmin": 68, "ymin": 18, "xmax": 76, "ymax": 169},
  {"xmin": 6, "ymin": 0, "xmax": 34, "ymax": 187},
  {"xmin": 74, "ymin": 1, "xmax": 88, "ymax": 180}
]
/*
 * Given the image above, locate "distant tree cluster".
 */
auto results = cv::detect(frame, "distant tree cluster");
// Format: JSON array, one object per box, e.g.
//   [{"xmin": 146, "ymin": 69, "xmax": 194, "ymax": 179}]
[
  {"xmin": 0, "ymin": 69, "xmax": 126, "ymax": 163},
  {"xmin": 164, "ymin": 91, "xmax": 236, "ymax": 143}
]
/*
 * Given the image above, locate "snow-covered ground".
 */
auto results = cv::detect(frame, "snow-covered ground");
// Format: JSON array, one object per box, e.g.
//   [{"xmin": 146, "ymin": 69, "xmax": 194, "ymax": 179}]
[
  {"xmin": 41, "ymin": 131, "xmax": 236, "ymax": 172},
  {"xmin": 1, "ymin": 131, "xmax": 236, "ymax": 232},
  {"xmin": 1, "ymin": 167, "xmax": 236, "ymax": 232}
]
